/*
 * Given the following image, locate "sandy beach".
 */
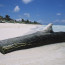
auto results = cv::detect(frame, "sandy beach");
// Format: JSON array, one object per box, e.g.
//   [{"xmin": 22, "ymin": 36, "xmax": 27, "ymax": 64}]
[
  {"xmin": 0, "ymin": 23, "xmax": 40, "ymax": 40},
  {"xmin": 0, "ymin": 23, "xmax": 65, "ymax": 65}
]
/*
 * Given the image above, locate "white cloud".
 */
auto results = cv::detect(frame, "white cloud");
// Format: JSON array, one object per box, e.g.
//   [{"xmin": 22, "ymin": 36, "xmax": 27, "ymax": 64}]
[
  {"xmin": 37, "ymin": 20, "xmax": 42, "ymax": 22},
  {"xmin": 53, "ymin": 19, "xmax": 65, "ymax": 23},
  {"xmin": 16, "ymin": 18, "xmax": 21, "ymax": 21},
  {"xmin": 22, "ymin": 0, "xmax": 32, "ymax": 4},
  {"xmin": 0, "ymin": 4, "xmax": 4, "ymax": 7},
  {"xmin": 24, "ymin": 13, "xmax": 30, "ymax": 17},
  {"xmin": 61, "ymin": 20, "xmax": 65, "ymax": 23},
  {"xmin": 14, "ymin": 6, "xmax": 20, "ymax": 12},
  {"xmin": 57, "ymin": 13, "xmax": 61, "ymax": 15},
  {"xmin": 53, "ymin": 19, "xmax": 59, "ymax": 22}
]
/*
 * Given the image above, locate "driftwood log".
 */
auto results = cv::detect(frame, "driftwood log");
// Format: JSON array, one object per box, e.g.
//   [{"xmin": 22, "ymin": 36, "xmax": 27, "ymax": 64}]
[{"xmin": 0, "ymin": 23, "xmax": 65, "ymax": 54}]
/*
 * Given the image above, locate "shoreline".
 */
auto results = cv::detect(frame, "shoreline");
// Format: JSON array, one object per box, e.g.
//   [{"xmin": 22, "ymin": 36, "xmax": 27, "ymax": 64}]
[{"xmin": 0, "ymin": 23, "xmax": 42, "ymax": 40}]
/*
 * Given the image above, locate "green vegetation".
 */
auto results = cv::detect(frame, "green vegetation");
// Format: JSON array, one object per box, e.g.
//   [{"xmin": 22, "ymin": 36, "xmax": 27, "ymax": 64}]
[{"xmin": 0, "ymin": 15, "xmax": 41, "ymax": 24}]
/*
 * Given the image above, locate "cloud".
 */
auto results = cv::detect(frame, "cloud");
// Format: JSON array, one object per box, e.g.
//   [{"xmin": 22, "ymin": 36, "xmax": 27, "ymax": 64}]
[
  {"xmin": 14, "ymin": 6, "xmax": 20, "ymax": 12},
  {"xmin": 53, "ymin": 19, "xmax": 65, "ymax": 23},
  {"xmin": 56, "ymin": 13, "xmax": 61, "ymax": 15},
  {"xmin": 37, "ymin": 20, "xmax": 42, "ymax": 22},
  {"xmin": 22, "ymin": 0, "xmax": 33, "ymax": 4},
  {"xmin": 61, "ymin": 20, "xmax": 65, "ymax": 23},
  {"xmin": 0, "ymin": 4, "xmax": 4, "ymax": 7},
  {"xmin": 18, "ymin": 15, "xmax": 22, "ymax": 18},
  {"xmin": 24, "ymin": 13, "xmax": 30, "ymax": 17},
  {"xmin": 53, "ymin": 19, "xmax": 59, "ymax": 22},
  {"xmin": 16, "ymin": 18, "xmax": 21, "ymax": 21}
]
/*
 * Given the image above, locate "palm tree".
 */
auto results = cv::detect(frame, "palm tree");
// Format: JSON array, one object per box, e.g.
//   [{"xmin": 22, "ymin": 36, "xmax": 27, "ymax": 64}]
[{"xmin": 5, "ymin": 15, "xmax": 11, "ymax": 21}]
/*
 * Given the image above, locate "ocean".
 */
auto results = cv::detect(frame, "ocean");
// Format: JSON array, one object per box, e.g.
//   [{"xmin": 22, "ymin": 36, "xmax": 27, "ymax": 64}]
[{"xmin": 30, "ymin": 25, "xmax": 65, "ymax": 33}]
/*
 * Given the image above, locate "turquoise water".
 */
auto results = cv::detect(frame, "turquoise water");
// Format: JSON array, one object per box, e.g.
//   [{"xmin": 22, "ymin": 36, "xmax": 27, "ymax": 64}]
[
  {"xmin": 53, "ymin": 25, "xmax": 65, "ymax": 32},
  {"xmin": 31, "ymin": 25, "xmax": 65, "ymax": 33}
]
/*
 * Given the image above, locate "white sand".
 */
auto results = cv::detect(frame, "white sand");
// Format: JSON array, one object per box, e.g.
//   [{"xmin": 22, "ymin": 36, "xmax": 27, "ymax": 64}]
[
  {"xmin": 0, "ymin": 23, "xmax": 65, "ymax": 65},
  {"xmin": 0, "ymin": 23, "xmax": 39, "ymax": 40}
]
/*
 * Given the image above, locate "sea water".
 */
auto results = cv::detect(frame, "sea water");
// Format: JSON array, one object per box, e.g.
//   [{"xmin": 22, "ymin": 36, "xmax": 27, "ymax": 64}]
[
  {"xmin": 30, "ymin": 25, "xmax": 65, "ymax": 33},
  {"xmin": 53, "ymin": 25, "xmax": 65, "ymax": 32}
]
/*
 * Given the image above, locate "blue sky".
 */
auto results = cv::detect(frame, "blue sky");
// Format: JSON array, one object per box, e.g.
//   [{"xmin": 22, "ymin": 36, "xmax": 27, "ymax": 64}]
[{"xmin": 0, "ymin": 0, "xmax": 65, "ymax": 24}]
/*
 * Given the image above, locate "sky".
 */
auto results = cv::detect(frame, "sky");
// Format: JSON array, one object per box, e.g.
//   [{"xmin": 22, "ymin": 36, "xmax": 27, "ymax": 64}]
[{"xmin": 0, "ymin": 0, "xmax": 65, "ymax": 25}]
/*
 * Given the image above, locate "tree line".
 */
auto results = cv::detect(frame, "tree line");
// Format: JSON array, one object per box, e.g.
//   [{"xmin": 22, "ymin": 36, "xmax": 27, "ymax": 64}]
[{"xmin": 0, "ymin": 15, "xmax": 40, "ymax": 24}]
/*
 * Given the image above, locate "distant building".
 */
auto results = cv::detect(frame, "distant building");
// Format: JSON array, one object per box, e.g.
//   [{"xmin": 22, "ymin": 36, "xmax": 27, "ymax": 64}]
[
  {"xmin": 2, "ymin": 21, "xmax": 5, "ymax": 23},
  {"xmin": 0, "ymin": 20, "xmax": 5, "ymax": 23},
  {"xmin": 0, "ymin": 20, "xmax": 2, "ymax": 23}
]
